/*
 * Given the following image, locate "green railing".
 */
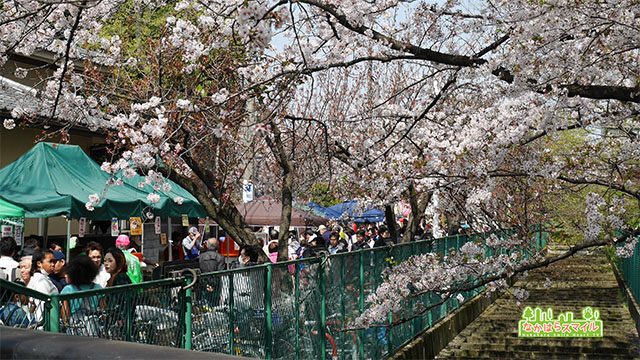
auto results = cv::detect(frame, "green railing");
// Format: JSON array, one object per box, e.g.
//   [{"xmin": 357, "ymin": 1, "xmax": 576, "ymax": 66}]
[
  {"xmin": 1, "ymin": 229, "xmax": 548, "ymax": 359},
  {"xmin": 618, "ymin": 236, "xmax": 640, "ymax": 303}
]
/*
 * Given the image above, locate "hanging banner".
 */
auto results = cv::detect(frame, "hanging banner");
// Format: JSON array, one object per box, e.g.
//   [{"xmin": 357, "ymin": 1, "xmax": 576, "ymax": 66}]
[
  {"xmin": 1, "ymin": 225, "xmax": 12, "ymax": 237},
  {"xmin": 242, "ymin": 181, "xmax": 254, "ymax": 203},
  {"xmin": 160, "ymin": 233, "xmax": 168, "ymax": 245},
  {"xmin": 78, "ymin": 217, "xmax": 87, "ymax": 237},
  {"xmin": 14, "ymin": 225, "xmax": 23, "ymax": 246},
  {"xmin": 155, "ymin": 216, "xmax": 161, "ymax": 235},
  {"xmin": 130, "ymin": 217, "xmax": 143, "ymax": 236},
  {"xmin": 111, "ymin": 217, "xmax": 119, "ymax": 237},
  {"xmin": 181, "ymin": 214, "xmax": 189, "ymax": 227},
  {"xmin": 205, "ymin": 217, "xmax": 210, "ymax": 233}
]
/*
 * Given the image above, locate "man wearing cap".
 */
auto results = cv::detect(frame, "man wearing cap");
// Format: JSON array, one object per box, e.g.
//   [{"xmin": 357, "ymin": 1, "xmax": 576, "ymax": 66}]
[
  {"xmin": 182, "ymin": 227, "xmax": 203, "ymax": 260},
  {"xmin": 115, "ymin": 234, "xmax": 143, "ymax": 284},
  {"xmin": 49, "ymin": 250, "xmax": 68, "ymax": 291}
]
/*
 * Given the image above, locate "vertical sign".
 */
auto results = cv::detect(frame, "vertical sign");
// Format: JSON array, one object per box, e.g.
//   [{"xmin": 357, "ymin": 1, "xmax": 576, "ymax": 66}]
[
  {"xmin": 14, "ymin": 225, "xmax": 23, "ymax": 245},
  {"xmin": 160, "ymin": 233, "xmax": 168, "ymax": 245},
  {"xmin": 181, "ymin": 214, "xmax": 189, "ymax": 227},
  {"xmin": 242, "ymin": 181, "xmax": 254, "ymax": 203},
  {"xmin": 111, "ymin": 217, "xmax": 119, "ymax": 237},
  {"xmin": 155, "ymin": 216, "xmax": 161, "ymax": 235},
  {"xmin": 1, "ymin": 225, "xmax": 12, "ymax": 237},
  {"xmin": 130, "ymin": 217, "xmax": 143, "ymax": 236},
  {"xmin": 78, "ymin": 217, "xmax": 87, "ymax": 237}
]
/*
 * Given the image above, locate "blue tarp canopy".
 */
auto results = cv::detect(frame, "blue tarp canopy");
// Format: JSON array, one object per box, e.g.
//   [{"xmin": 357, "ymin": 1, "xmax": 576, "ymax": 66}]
[
  {"xmin": 306, "ymin": 201, "xmax": 342, "ymax": 219},
  {"xmin": 326, "ymin": 200, "xmax": 385, "ymax": 223}
]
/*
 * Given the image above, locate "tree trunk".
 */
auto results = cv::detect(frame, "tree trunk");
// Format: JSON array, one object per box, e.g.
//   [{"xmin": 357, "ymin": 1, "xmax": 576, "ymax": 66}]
[
  {"xmin": 167, "ymin": 172, "xmax": 259, "ymax": 247},
  {"xmin": 278, "ymin": 170, "xmax": 293, "ymax": 261},
  {"xmin": 401, "ymin": 183, "xmax": 432, "ymax": 243},
  {"xmin": 384, "ymin": 204, "xmax": 398, "ymax": 242},
  {"xmin": 266, "ymin": 120, "xmax": 293, "ymax": 261}
]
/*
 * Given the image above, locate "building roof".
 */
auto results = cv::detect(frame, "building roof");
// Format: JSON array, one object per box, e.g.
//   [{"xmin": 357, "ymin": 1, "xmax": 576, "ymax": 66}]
[{"xmin": 0, "ymin": 75, "xmax": 110, "ymax": 131}]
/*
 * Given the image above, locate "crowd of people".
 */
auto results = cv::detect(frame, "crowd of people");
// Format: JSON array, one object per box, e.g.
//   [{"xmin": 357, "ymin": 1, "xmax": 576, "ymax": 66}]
[
  {"xmin": 0, "ymin": 218, "xmax": 437, "ymax": 330},
  {"xmin": 0, "ymin": 234, "xmax": 148, "ymax": 328}
]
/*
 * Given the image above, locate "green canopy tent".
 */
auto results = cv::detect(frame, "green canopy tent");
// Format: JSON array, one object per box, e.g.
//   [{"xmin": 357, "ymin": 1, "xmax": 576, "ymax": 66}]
[
  {"xmin": 0, "ymin": 142, "xmax": 149, "ymax": 220},
  {"xmin": 121, "ymin": 172, "xmax": 207, "ymax": 262},
  {"xmin": 0, "ymin": 198, "xmax": 24, "ymax": 219},
  {"xmin": 121, "ymin": 172, "xmax": 206, "ymax": 219},
  {"xmin": 0, "ymin": 143, "xmax": 206, "ymax": 257},
  {"xmin": 0, "ymin": 142, "xmax": 206, "ymax": 219},
  {"xmin": 0, "ymin": 198, "xmax": 25, "ymax": 242}
]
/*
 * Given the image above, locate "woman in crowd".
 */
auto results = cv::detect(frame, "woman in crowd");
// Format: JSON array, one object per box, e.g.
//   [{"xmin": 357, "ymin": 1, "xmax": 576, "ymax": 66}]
[
  {"xmin": 61, "ymin": 256, "xmax": 102, "ymax": 336},
  {"xmin": 103, "ymin": 248, "xmax": 131, "ymax": 287},
  {"xmin": 61, "ymin": 256, "xmax": 101, "ymax": 315},
  {"xmin": 26, "ymin": 250, "xmax": 59, "ymax": 325},
  {"xmin": 101, "ymin": 247, "xmax": 131, "ymax": 339}
]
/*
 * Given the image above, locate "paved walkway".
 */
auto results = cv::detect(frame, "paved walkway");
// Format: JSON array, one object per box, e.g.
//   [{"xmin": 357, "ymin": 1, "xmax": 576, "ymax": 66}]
[{"xmin": 436, "ymin": 245, "xmax": 640, "ymax": 359}]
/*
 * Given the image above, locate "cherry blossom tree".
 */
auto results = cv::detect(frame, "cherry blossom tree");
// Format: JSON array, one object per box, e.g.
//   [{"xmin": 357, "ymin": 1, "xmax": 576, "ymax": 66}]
[{"xmin": 2, "ymin": 0, "xmax": 638, "ymax": 324}]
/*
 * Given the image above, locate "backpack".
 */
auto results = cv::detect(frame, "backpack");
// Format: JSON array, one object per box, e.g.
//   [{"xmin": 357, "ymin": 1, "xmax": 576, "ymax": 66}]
[
  {"xmin": 66, "ymin": 284, "xmax": 102, "ymax": 337},
  {"xmin": 0, "ymin": 301, "xmax": 36, "ymax": 327}
]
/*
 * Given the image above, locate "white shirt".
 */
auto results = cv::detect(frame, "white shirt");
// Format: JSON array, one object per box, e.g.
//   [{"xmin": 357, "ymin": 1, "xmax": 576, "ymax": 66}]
[
  {"xmin": 93, "ymin": 264, "xmax": 110, "ymax": 288},
  {"xmin": 27, "ymin": 271, "xmax": 59, "ymax": 323},
  {"xmin": 0, "ymin": 256, "xmax": 19, "ymax": 281},
  {"xmin": 182, "ymin": 235, "xmax": 201, "ymax": 258}
]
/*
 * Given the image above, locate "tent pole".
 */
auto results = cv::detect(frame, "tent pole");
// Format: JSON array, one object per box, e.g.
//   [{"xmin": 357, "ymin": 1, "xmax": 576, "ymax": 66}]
[
  {"xmin": 141, "ymin": 221, "xmax": 145, "ymax": 255},
  {"xmin": 38, "ymin": 218, "xmax": 45, "ymax": 239},
  {"xmin": 42, "ymin": 218, "xmax": 49, "ymax": 248},
  {"xmin": 66, "ymin": 218, "xmax": 71, "ymax": 260},
  {"xmin": 168, "ymin": 217, "xmax": 173, "ymax": 262}
]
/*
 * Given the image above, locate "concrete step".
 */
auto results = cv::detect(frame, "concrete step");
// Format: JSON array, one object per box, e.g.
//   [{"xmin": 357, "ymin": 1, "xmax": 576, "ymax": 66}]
[
  {"xmin": 438, "ymin": 349, "xmax": 639, "ymax": 359},
  {"xmin": 451, "ymin": 332, "xmax": 637, "ymax": 345},
  {"xmin": 454, "ymin": 340, "xmax": 636, "ymax": 353},
  {"xmin": 434, "ymin": 245, "xmax": 640, "ymax": 359}
]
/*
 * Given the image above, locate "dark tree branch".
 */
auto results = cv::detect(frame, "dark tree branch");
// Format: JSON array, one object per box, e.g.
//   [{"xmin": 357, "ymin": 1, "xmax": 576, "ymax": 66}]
[
  {"xmin": 299, "ymin": 0, "xmax": 484, "ymax": 67},
  {"xmin": 294, "ymin": 1, "xmax": 640, "ymax": 103},
  {"xmin": 51, "ymin": 4, "xmax": 85, "ymax": 120}
]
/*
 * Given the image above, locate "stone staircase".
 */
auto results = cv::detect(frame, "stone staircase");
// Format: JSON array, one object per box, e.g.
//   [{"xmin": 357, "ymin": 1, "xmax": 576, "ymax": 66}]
[{"xmin": 435, "ymin": 245, "xmax": 640, "ymax": 359}]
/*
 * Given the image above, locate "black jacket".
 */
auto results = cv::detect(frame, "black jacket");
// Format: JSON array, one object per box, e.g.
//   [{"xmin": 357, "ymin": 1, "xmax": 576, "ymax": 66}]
[{"xmin": 198, "ymin": 249, "xmax": 227, "ymax": 273}]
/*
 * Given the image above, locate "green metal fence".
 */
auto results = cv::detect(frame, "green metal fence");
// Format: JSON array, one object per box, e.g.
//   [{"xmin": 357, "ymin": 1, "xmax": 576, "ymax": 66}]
[
  {"xmin": 1, "ymin": 229, "xmax": 548, "ymax": 359},
  {"xmin": 618, "ymin": 237, "xmax": 640, "ymax": 303}
]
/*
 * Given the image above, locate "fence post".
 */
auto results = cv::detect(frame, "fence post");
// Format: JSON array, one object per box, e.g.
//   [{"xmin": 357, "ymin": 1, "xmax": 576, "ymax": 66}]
[
  {"xmin": 125, "ymin": 291, "xmax": 133, "ymax": 342},
  {"xmin": 228, "ymin": 273, "xmax": 235, "ymax": 355},
  {"xmin": 537, "ymin": 224, "xmax": 543, "ymax": 251},
  {"xmin": 320, "ymin": 258, "xmax": 327, "ymax": 360},
  {"xmin": 339, "ymin": 256, "xmax": 347, "ymax": 360},
  {"xmin": 265, "ymin": 264, "xmax": 273, "ymax": 359},
  {"xmin": 387, "ymin": 313, "xmax": 393, "ymax": 356},
  {"xmin": 358, "ymin": 251, "xmax": 366, "ymax": 360},
  {"xmin": 184, "ymin": 283, "xmax": 193, "ymax": 350},
  {"xmin": 49, "ymin": 294, "xmax": 59, "ymax": 333},
  {"xmin": 295, "ymin": 263, "xmax": 301, "ymax": 360}
]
